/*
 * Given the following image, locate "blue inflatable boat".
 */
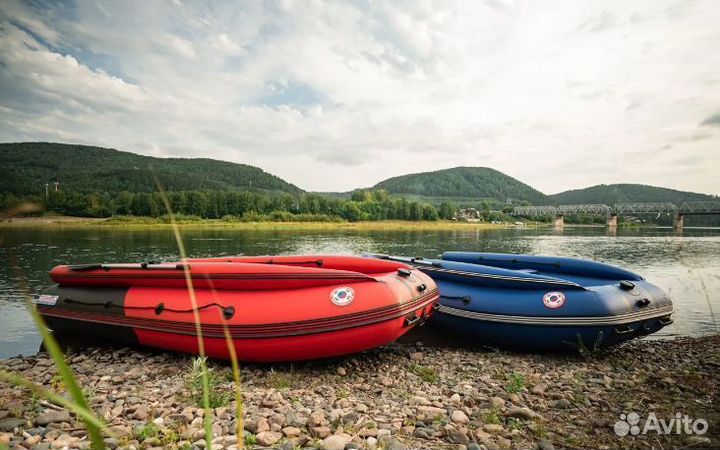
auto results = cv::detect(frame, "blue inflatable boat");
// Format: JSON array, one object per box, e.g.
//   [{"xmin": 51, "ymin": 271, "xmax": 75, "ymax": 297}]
[{"xmin": 369, "ymin": 252, "xmax": 673, "ymax": 351}]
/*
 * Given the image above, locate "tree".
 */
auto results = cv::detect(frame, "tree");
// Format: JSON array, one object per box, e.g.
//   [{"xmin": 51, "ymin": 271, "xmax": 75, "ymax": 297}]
[
  {"xmin": 438, "ymin": 201, "xmax": 457, "ymax": 219},
  {"xmin": 422, "ymin": 204, "xmax": 439, "ymax": 220}
]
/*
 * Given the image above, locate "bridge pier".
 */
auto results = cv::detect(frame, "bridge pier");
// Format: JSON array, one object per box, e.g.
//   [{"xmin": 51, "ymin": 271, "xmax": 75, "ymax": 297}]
[
  {"xmin": 607, "ymin": 214, "xmax": 618, "ymax": 228},
  {"xmin": 554, "ymin": 214, "xmax": 564, "ymax": 229},
  {"xmin": 673, "ymin": 213, "xmax": 684, "ymax": 231}
]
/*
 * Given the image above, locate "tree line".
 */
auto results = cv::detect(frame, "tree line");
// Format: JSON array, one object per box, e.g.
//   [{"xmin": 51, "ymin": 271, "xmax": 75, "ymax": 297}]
[{"xmin": 0, "ymin": 189, "xmax": 461, "ymax": 222}]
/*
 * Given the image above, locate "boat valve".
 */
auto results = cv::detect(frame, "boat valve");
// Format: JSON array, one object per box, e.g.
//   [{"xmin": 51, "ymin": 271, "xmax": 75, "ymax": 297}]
[
  {"xmin": 417, "ymin": 283, "xmax": 427, "ymax": 293},
  {"xmin": 223, "ymin": 306, "xmax": 235, "ymax": 319},
  {"xmin": 636, "ymin": 298, "xmax": 651, "ymax": 307}
]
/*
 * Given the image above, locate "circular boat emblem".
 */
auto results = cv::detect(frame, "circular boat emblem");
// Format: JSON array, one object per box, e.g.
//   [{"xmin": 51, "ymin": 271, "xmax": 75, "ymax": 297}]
[
  {"xmin": 543, "ymin": 291, "xmax": 566, "ymax": 309},
  {"xmin": 331, "ymin": 287, "xmax": 355, "ymax": 306}
]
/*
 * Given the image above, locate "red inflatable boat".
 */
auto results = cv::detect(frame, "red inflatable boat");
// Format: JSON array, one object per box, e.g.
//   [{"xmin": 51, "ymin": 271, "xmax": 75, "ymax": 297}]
[{"xmin": 36, "ymin": 255, "xmax": 439, "ymax": 361}]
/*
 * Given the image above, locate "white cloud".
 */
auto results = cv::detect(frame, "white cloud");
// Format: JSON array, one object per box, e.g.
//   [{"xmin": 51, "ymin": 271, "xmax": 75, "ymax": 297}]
[{"xmin": 0, "ymin": 0, "xmax": 719, "ymax": 195}]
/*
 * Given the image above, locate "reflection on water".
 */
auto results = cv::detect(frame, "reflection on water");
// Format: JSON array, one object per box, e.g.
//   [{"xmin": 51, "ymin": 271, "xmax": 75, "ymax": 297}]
[{"xmin": 1, "ymin": 226, "xmax": 718, "ymax": 359}]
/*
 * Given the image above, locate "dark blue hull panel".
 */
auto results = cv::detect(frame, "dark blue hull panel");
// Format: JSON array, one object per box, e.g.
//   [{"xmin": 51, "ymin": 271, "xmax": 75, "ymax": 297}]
[
  {"xmin": 433, "ymin": 307, "xmax": 669, "ymax": 351},
  {"xmin": 367, "ymin": 252, "xmax": 674, "ymax": 351}
]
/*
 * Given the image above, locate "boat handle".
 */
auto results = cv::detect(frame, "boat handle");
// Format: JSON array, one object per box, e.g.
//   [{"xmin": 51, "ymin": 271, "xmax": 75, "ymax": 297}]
[
  {"xmin": 404, "ymin": 314, "xmax": 422, "ymax": 327},
  {"xmin": 440, "ymin": 295, "xmax": 471, "ymax": 304},
  {"xmin": 614, "ymin": 325, "xmax": 635, "ymax": 335},
  {"xmin": 659, "ymin": 316, "xmax": 674, "ymax": 326},
  {"xmin": 431, "ymin": 302, "xmax": 440, "ymax": 310}
]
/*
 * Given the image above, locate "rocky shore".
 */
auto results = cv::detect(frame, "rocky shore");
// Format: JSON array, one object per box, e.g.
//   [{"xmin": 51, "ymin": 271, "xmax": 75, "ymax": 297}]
[{"xmin": 1, "ymin": 334, "xmax": 718, "ymax": 450}]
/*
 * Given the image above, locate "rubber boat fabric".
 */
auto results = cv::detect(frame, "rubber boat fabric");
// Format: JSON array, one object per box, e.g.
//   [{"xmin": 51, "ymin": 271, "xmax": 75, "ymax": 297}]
[
  {"xmin": 368, "ymin": 252, "xmax": 674, "ymax": 351},
  {"xmin": 37, "ymin": 255, "xmax": 439, "ymax": 361}
]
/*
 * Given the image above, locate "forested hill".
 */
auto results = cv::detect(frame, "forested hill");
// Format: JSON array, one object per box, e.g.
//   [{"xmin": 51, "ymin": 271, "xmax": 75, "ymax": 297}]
[
  {"xmin": 0, "ymin": 142, "xmax": 301, "ymax": 195},
  {"xmin": 372, "ymin": 167, "xmax": 552, "ymax": 205},
  {"xmin": 551, "ymin": 184, "xmax": 716, "ymax": 205}
]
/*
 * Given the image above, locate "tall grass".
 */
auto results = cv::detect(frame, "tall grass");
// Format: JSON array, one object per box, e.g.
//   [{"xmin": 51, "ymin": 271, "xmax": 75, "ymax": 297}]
[
  {"xmin": 2, "ymin": 187, "xmax": 247, "ymax": 450},
  {"xmin": 3, "ymin": 219, "xmax": 107, "ymax": 449},
  {"xmin": 155, "ymin": 181, "xmax": 245, "ymax": 449}
]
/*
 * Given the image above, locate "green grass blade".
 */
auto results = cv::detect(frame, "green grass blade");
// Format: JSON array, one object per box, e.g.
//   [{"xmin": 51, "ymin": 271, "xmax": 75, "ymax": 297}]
[
  {"xmin": 155, "ymin": 181, "xmax": 214, "ymax": 450},
  {"xmin": 7, "ymin": 257, "xmax": 106, "ymax": 450},
  {"xmin": 23, "ymin": 299, "xmax": 106, "ymax": 448},
  {"xmin": 0, "ymin": 370, "xmax": 109, "ymax": 433},
  {"xmin": 222, "ymin": 322, "xmax": 245, "ymax": 447}
]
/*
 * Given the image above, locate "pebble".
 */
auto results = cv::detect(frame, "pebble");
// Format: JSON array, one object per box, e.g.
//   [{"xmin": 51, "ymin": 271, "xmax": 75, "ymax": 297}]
[
  {"xmin": 489, "ymin": 396, "xmax": 505, "ymax": 408},
  {"xmin": 34, "ymin": 411, "xmax": 72, "ymax": 426},
  {"xmin": 505, "ymin": 407, "xmax": 538, "ymax": 420},
  {"xmin": 451, "ymin": 409, "xmax": 470, "ymax": 424},
  {"xmin": 537, "ymin": 438, "xmax": 555, "ymax": 450},
  {"xmin": 413, "ymin": 427, "xmax": 434, "ymax": 440},
  {"xmin": 0, "ymin": 336, "xmax": 716, "ymax": 450},
  {"xmin": 255, "ymin": 430, "xmax": 282, "ymax": 446},
  {"xmin": 282, "ymin": 426, "xmax": 301, "ymax": 437},
  {"xmin": 0, "ymin": 418, "xmax": 26, "ymax": 432},
  {"xmin": 312, "ymin": 426, "xmax": 332, "ymax": 438},
  {"xmin": 309, "ymin": 409, "xmax": 327, "ymax": 426},
  {"xmin": 445, "ymin": 426, "xmax": 469, "ymax": 444},
  {"xmin": 322, "ymin": 433, "xmax": 351, "ymax": 450},
  {"xmin": 484, "ymin": 424, "xmax": 504, "ymax": 434}
]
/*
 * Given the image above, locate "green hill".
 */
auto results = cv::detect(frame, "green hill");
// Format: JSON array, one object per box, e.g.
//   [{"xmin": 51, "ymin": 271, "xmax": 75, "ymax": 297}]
[
  {"xmin": 371, "ymin": 167, "xmax": 552, "ymax": 205},
  {"xmin": 551, "ymin": 184, "xmax": 715, "ymax": 205},
  {"xmin": 0, "ymin": 142, "xmax": 301, "ymax": 196}
]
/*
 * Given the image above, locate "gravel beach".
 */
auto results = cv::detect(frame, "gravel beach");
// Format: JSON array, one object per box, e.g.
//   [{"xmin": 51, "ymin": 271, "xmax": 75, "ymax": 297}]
[{"xmin": 1, "ymin": 333, "xmax": 718, "ymax": 450}]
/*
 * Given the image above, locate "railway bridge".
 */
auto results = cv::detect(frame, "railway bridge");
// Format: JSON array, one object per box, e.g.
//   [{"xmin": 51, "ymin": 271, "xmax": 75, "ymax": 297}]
[{"xmin": 511, "ymin": 201, "xmax": 720, "ymax": 230}]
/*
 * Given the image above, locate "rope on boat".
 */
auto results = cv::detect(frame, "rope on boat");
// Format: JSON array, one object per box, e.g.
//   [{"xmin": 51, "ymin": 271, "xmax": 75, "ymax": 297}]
[{"xmin": 61, "ymin": 297, "xmax": 236, "ymax": 319}]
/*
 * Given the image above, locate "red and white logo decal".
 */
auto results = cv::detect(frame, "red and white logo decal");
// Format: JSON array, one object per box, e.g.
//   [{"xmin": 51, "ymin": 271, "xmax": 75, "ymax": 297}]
[
  {"xmin": 35, "ymin": 294, "xmax": 59, "ymax": 306},
  {"xmin": 330, "ymin": 287, "xmax": 355, "ymax": 306},
  {"xmin": 543, "ymin": 291, "xmax": 566, "ymax": 309}
]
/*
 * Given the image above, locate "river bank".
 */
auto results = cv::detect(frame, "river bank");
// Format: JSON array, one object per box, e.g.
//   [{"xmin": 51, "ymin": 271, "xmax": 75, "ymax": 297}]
[
  {"xmin": 0, "ymin": 216, "xmax": 516, "ymax": 232},
  {"xmin": 1, "ymin": 334, "xmax": 717, "ymax": 450}
]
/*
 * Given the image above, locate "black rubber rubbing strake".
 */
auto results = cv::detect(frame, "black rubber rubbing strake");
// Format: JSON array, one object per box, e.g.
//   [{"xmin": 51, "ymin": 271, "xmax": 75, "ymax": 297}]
[{"xmin": 40, "ymin": 285, "xmax": 138, "ymax": 345}]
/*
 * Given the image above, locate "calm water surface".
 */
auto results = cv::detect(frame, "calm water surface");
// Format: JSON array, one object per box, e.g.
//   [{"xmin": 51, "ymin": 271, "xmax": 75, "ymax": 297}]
[{"xmin": 1, "ymin": 226, "xmax": 719, "ymax": 359}]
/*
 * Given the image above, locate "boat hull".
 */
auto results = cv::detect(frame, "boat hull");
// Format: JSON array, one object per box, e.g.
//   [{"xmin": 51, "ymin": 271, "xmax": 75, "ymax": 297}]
[
  {"xmin": 37, "ymin": 256, "xmax": 439, "ymax": 361},
  {"xmin": 433, "ymin": 303, "xmax": 671, "ymax": 351},
  {"xmin": 368, "ymin": 253, "xmax": 673, "ymax": 351}
]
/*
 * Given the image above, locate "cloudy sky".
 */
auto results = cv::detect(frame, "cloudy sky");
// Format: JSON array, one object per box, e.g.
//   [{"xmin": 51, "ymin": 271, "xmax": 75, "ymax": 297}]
[{"xmin": 1, "ymin": 1, "xmax": 719, "ymax": 194}]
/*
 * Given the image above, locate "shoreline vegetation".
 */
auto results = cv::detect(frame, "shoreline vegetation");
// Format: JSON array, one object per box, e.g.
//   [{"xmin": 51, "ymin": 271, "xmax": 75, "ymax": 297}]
[
  {"xmin": 0, "ymin": 334, "xmax": 718, "ymax": 449},
  {"xmin": 0, "ymin": 215, "xmax": 523, "ymax": 231},
  {"xmin": 0, "ymin": 215, "xmax": 674, "ymax": 231}
]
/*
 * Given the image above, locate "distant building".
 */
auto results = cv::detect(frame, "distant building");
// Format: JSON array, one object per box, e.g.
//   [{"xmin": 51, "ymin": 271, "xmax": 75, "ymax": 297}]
[{"xmin": 455, "ymin": 208, "xmax": 482, "ymax": 222}]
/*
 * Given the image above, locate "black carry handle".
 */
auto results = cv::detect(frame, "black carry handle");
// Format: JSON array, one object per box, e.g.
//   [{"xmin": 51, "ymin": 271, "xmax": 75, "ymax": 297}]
[
  {"xmin": 440, "ymin": 294, "xmax": 471, "ymax": 304},
  {"xmin": 614, "ymin": 325, "xmax": 635, "ymax": 335},
  {"xmin": 404, "ymin": 314, "xmax": 423, "ymax": 327}
]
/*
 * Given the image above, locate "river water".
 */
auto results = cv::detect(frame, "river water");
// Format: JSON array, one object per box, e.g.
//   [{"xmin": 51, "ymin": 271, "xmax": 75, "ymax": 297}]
[{"xmin": 1, "ymin": 226, "xmax": 718, "ymax": 359}]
